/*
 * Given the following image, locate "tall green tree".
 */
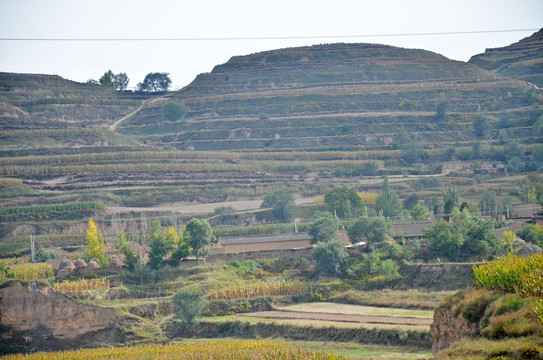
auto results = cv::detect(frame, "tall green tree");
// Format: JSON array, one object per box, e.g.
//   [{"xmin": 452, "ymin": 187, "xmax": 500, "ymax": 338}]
[
  {"xmin": 137, "ymin": 72, "xmax": 172, "ymax": 92},
  {"xmin": 423, "ymin": 220, "xmax": 464, "ymax": 259},
  {"xmin": 375, "ymin": 175, "xmax": 401, "ymax": 218},
  {"xmin": 473, "ymin": 115, "xmax": 490, "ymax": 138},
  {"xmin": 410, "ymin": 202, "xmax": 431, "ymax": 221},
  {"xmin": 99, "ymin": 70, "xmax": 115, "ymax": 88},
  {"xmin": 171, "ymin": 225, "xmax": 192, "ymax": 265},
  {"xmin": 261, "ymin": 188, "xmax": 294, "ymax": 221},
  {"xmin": 347, "ymin": 216, "xmax": 391, "ymax": 244},
  {"xmin": 312, "ymin": 239, "xmax": 348, "ymax": 276},
  {"xmin": 148, "ymin": 223, "xmax": 178, "ymax": 270},
  {"xmin": 324, "ymin": 186, "xmax": 362, "ymax": 218},
  {"xmin": 308, "ymin": 212, "xmax": 339, "ymax": 244},
  {"xmin": 480, "ymin": 190, "xmax": 500, "ymax": 219},
  {"xmin": 113, "ymin": 72, "xmax": 129, "ymax": 91},
  {"xmin": 185, "ymin": 219, "xmax": 214, "ymax": 264},
  {"xmin": 442, "ymin": 183, "xmax": 459, "ymax": 214}
]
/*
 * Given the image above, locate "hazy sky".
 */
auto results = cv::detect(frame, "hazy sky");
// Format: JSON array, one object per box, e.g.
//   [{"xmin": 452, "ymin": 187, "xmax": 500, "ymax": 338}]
[{"xmin": 1, "ymin": 0, "xmax": 542, "ymax": 89}]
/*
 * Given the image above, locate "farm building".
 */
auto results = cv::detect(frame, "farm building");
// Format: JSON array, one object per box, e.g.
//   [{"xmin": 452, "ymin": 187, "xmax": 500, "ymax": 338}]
[
  {"xmin": 214, "ymin": 232, "xmax": 312, "ymax": 255},
  {"xmin": 391, "ymin": 221, "xmax": 434, "ymax": 238},
  {"xmin": 511, "ymin": 203, "xmax": 543, "ymax": 219}
]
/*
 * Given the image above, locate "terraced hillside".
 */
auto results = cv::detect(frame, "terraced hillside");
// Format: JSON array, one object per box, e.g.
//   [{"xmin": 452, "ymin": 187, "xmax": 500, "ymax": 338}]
[
  {"xmin": 0, "ymin": 73, "xmax": 147, "ymax": 153},
  {"xmin": 118, "ymin": 43, "xmax": 542, "ymax": 154},
  {"xmin": 469, "ymin": 29, "xmax": 543, "ymax": 87},
  {"xmin": 1, "ymin": 40, "xmax": 542, "ymax": 251}
]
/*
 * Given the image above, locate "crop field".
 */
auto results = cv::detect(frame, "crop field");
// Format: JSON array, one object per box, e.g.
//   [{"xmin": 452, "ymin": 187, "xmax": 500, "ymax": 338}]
[
  {"xmin": 274, "ymin": 302, "xmax": 435, "ymax": 318},
  {"xmin": 204, "ymin": 302, "xmax": 433, "ymax": 332},
  {"xmin": 1, "ymin": 340, "xmax": 345, "ymax": 360}
]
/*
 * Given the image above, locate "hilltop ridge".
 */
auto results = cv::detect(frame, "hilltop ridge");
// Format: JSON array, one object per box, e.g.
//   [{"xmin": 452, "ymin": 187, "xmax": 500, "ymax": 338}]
[{"xmin": 469, "ymin": 29, "xmax": 543, "ymax": 87}]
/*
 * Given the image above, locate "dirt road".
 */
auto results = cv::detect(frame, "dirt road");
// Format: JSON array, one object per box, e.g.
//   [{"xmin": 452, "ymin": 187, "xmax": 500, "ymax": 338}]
[{"xmin": 106, "ymin": 197, "xmax": 313, "ymax": 215}]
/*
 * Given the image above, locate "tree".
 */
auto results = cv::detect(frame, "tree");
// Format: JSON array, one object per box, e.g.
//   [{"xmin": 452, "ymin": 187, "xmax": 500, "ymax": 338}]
[
  {"xmin": 312, "ymin": 239, "xmax": 348, "ymax": 276},
  {"xmin": 99, "ymin": 70, "xmax": 115, "ymax": 88},
  {"xmin": 463, "ymin": 219, "xmax": 501, "ymax": 255},
  {"xmin": 308, "ymin": 212, "xmax": 339, "ymax": 244},
  {"xmin": 517, "ymin": 223, "xmax": 543, "ymax": 248},
  {"xmin": 410, "ymin": 202, "xmax": 431, "ymax": 221},
  {"xmin": 137, "ymin": 72, "xmax": 172, "ymax": 92},
  {"xmin": 114, "ymin": 72, "xmax": 129, "ymax": 91},
  {"xmin": 324, "ymin": 186, "xmax": 362, "ymax": 218},
  {"xmin": 375, "ymin": 175, "xmax": 401, "ymax": 218},
  {"xmin": 401, "ymin": 142, "xmax": 428, "ymax": 165},
  {"xmin": 116, "ymin": 230, "xmax": 139, "ymax": 270},
  {"xmin": 85, "ymin": 218, "xmax": 109, "ymax": 267},
  {"xmin": 442, "ymin": 183, "xmax": 459, "ymax": 214},
  {"xmin": 171, "ymin": 225, "xmax": 192, "ymax": 265},
  {"xmin": 443, "ymin": 146, "xmax": 456, "ymax": 161},
  {"xmin": 403, "ymin": 194, "xmax": 421, "ymax": 210},
  {"xmin": 185, "ymin": 218, "xmax": 214, "ymax": 264},
  {"xmin": 148, "ymin": 226, "xmax": 174, "ymax": 270},
  {"xmin": 148, "ymin": 222, "xmax": 179, "ymax": 270},
  {"xmin": 423, "ymin": 220, "xmax": 463, "ymax": 259},
  {"xmin": 261, "ymin": 188, "xmax": 294, "ymax": 221},
  {"xmin": 162, "ymin": 102, "xmax": 187, "ymax": 121},
  {"xmin": 173, "ymin": 287, "xmax": 205, "ymax": 329},
  {"xmin": 473, "ymin": 115, "xmax": 490, "ymax": 138},
  {"xmin": 534, "ymin": 115, "xmax": 543, "ymax": 137},
  {"xmin": 480, "ymin": 191, "xmax": 500, "ymax": 219},
  {"xmin": 34, "ymin": 247, "xmax": 57, "ymax": 262},
  {"xmin": 435, "ymin": 101, "xmax": 449, "ymax": 121},
  {"xmin": 502, "ymin": 230, "xmax": 516, "ymax": 252},
  {"xmin": 347, "ymin": 216, "xmax": 391, "ymax": 244},
  {"xmin": 120, "ymin": 242, "xmax": 140, "ymax": 272}
]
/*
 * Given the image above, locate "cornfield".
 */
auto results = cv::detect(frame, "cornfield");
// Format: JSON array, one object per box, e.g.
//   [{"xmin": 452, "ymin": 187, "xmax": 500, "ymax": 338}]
[
  {"xmin": 473, "ymin": 253, "xmax": 543, "ymax": 298},
  {"xmin": 1, "ymin": 263, "xmax": 54, "ymax": 281},
  {"xmin": 0, "ymin": 256, "xmax": 30, "ymax": 266},
  {"xmin": 208, "ymin": 280, "xmax": 311, "ymax": 300},
  {"xmin": 53, "ymin": 278, "xmax": 110, "ymax": 293},
  {"xmin": 2, "ymin": 340, "xmax": 345, "ymax": 359}
]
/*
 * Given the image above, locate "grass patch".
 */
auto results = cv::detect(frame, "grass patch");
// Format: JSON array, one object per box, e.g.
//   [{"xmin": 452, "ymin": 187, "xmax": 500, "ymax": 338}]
[{"xmin": 434, "ymin": 336, "xmax": 543, "ymax": 360}]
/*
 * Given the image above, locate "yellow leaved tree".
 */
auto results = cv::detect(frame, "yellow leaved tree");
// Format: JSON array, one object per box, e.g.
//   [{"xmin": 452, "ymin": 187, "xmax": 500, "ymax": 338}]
[{"xmin": 85, "ymin": 218, "xmax": 109, "ymax": 267}]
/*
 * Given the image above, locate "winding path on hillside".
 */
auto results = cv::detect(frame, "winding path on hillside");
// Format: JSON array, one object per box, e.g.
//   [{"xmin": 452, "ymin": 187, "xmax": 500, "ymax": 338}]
[{"xmin": 109, "ymin": 94, "xmax": 169, "ymax": 131}]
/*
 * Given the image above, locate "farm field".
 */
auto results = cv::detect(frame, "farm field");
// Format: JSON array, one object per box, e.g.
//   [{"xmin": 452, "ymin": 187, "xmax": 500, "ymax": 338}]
[{"xmin": 206, "ymin": 302, "xmax": 432, "ymax": 332}]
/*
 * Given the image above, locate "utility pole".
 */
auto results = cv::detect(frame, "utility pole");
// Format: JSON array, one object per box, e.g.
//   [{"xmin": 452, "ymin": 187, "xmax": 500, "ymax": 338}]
[
  {"xmin": 30, "ymin": 235, "xmax": 35, "ymax": 262},
  {"xmin": 294, "ymin": 218, "xmax": 299, "ymax": 233}
]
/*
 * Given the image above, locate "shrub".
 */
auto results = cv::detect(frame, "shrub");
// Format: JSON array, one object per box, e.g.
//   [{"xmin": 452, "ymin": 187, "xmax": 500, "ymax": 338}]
[
  {"xmin": 454, "ymin": 289, "xmax": 500, "ymax": 323},
  {"xmin": 162, "ymin": 102, "xmax": 187, "ymax": 121}
]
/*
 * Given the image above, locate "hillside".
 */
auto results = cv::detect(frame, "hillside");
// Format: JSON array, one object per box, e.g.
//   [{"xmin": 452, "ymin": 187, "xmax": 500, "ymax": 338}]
[
  {"xmin": 469, "ymin": 29, "xmax": 543, "ymax": 87},
  {"xmin": 0, "ymin": 40, "xmax": 542, "ymax": 250},
  {"xmin": 118, "ymin": 42, "xmax": 540, "ymax": 154}
]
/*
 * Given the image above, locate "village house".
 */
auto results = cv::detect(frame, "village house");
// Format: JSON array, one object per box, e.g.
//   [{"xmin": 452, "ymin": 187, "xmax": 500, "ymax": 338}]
[{"xmin": 213, "ymin": 232, "xmax": 312, "ymax": 255}]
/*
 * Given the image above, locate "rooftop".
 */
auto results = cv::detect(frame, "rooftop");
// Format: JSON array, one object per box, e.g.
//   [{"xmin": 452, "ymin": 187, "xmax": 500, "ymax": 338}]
[{"xmin": 219, "ymin": 232, "xmax": 311, "ymax": 246}]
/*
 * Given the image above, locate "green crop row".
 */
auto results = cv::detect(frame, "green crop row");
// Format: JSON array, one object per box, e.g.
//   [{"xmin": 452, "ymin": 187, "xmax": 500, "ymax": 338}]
[{"xmin": 473, "ymin": 253, "xmax": 543, "ymax": 298}]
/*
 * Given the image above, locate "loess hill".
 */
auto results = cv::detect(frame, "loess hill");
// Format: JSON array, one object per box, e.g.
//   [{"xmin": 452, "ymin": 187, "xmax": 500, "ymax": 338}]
[
  {"xmin": 0, "ymin": 36, "xmax": 542, "ymax": 251},
  {"xmin": 469, "ymin": 28, "xmax": 543, "ymax": 88},
  {"xmin": 118, "ymin": 42, "xmax": 540, "ymax": 153}
]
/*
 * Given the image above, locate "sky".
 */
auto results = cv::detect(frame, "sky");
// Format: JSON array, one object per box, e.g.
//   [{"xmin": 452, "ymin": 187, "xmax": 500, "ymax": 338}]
[{"xmin": 0, "ymin": 0, "xmax": 542, "ymax": 90}]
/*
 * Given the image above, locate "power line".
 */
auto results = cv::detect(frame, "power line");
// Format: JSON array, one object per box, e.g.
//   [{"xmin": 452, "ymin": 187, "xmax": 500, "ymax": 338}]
[{"xmin": 0, "ymin": 29, "xmax": 539, "ymax": 42}]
